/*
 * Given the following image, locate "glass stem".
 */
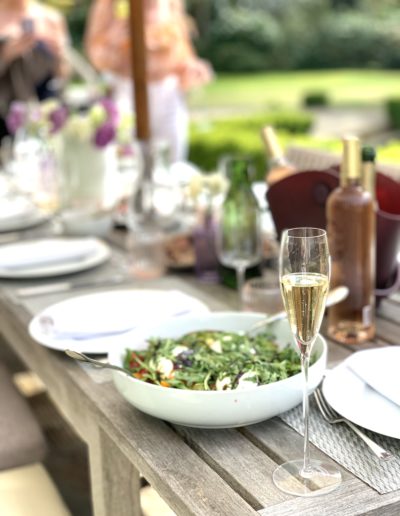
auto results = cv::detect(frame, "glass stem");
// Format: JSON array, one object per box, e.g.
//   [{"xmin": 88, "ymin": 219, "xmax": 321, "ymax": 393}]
[
  {"xmin": 236, "ymin": 265, "xmax": 246, "ymax": 302},
  {"xmin": 301, "ymin": 349, "xmax": 311, "ymax": 476}
]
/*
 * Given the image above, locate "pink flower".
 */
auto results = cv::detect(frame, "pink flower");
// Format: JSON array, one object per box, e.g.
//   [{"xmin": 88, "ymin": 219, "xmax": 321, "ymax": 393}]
[
  {"xmin": 6, "ymin": 102, "xmax": 27, "ymax": 134},
  {"xmin": 94, "ymin": 121, "xmax": 116, "ymax": 148}
]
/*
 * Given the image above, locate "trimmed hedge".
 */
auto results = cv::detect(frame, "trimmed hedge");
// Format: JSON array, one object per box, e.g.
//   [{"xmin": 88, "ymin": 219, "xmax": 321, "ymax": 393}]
[
  {"xmin": 189, "ymin": 111, "xmax": 313, "ymax": 177},
  {"xmin": 302, "ymin": 92, "xmax": 329, "ymax": 107},
  {"xmin": 386, "ymin": 98, "xmax": 400, "ymax": 129}
]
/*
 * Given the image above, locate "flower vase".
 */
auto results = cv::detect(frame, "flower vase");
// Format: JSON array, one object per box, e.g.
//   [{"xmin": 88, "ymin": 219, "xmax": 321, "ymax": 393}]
[
  {"xmin": 59, "ymin": 136, "xmax": 119, "ymax": 236},
  {"xmin": 193, "ymin": 208, "xmax": 219, "ymax": 283}
]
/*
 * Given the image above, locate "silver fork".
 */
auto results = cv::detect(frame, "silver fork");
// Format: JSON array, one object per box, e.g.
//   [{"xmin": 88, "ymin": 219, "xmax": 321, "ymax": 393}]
[{"xmin": 314, "ymin": 387, "xmax": 394, "ymax": 461}]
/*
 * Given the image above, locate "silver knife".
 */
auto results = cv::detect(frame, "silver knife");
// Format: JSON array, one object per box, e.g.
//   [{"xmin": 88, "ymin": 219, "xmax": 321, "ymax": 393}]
[{"xmin": 16, "ymin": 274, "xmax": 131, "ymax": 298}]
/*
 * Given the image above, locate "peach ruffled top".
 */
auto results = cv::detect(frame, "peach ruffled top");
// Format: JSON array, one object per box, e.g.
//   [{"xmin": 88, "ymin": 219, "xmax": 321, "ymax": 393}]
[{"xmin": 85, "ymin": 0, "xmax": 212, "ymax": 90}]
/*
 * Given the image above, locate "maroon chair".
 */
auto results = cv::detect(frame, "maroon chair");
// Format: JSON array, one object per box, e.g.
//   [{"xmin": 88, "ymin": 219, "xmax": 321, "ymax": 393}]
[{"xmin": 266, "ymin": 169, "xmax": 339, "ymax": 239}]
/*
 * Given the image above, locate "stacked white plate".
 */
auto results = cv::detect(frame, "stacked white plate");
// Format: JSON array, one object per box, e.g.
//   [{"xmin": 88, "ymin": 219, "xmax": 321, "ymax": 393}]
[
  {"xmin": 0, "ymin": 237, "xmax": 111, "ymax": 278},
  {"xmin": 0, "ymin": 196, "xmax": 48, "ymax": 232},
  {"xmin": 323, "ymin": 347, "xmax": 400, "ymax": 439}
]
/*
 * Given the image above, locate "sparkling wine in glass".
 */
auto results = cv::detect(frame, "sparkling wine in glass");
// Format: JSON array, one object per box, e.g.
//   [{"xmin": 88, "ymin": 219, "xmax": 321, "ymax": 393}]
[
  {"xmin": 216, "ymin": 157, "xmax": 262, "ymax": 297},
  {"xmin": 273, "ymin": 227, "xmax": 341, "ymax": 497}
]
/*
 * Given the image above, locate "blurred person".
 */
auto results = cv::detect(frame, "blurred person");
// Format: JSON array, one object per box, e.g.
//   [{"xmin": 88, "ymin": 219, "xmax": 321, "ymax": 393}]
[
  {"xmin": 0, "ymin": 0, "xmax": 70, "ymax": 141},
  {"xmin": 85, "ymin": 0, "xmax": 213, "ymax": 162}
]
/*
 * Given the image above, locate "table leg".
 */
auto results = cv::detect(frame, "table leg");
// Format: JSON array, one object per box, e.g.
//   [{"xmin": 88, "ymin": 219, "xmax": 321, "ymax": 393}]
[{"xmin": 89, "ymin": 425, "xmax": 142, "ymax": 516}]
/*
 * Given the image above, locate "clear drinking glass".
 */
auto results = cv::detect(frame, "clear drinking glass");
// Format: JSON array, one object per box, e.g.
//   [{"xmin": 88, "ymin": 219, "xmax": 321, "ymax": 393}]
[{"xmin": 273, "ymin": 227, "xmax": 341, "ymax": 496}]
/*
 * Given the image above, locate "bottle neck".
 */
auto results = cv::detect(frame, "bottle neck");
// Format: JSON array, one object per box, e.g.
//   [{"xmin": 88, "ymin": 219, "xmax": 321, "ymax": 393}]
[
  {"xmin": 340, "ymin": 176, "xmax": 362, "ymax": 188},
  {"xmin": 262, "ymin": 126, "xmax": 284, "ymax": 161},
  {"xmin": 362, "ymin": 161, "xmax": 376, "ymax": 201},
  {"xmin": 226, "ymin": 159, "xmax": 252, "ymax": 190}
]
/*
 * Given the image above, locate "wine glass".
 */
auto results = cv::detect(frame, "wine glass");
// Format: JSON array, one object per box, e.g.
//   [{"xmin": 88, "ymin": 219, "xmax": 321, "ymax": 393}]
[
  {"xmin": 273, "ymin": 227, "xmax": 341, "ymax": 496},
  {"xmin": 215, "ymin": 158, "xmax": 262, "ymax": 297}
]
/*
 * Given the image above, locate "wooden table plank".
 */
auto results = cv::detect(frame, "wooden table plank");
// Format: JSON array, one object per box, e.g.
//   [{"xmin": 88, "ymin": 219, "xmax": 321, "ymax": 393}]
[
  {"xmin": 89, "ymin": 425, "xmax": 142, "ymax": 516},
  {"xmin": 258, "ymin": 478, "xmax": 400, "ymax": 516},
  {"xmin": 174, "ymin": 426, "xmax": 290, "ymax": 510},
  {"xmin": 241, "ymin": 419, "xmax": 351, "ymax": 480}
]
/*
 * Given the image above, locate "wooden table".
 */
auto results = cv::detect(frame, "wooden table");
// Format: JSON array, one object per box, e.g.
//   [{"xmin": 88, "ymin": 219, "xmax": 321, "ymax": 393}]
[{"xmin": 0, "ymin": 246, "xmax": 399, "ymax": 516}]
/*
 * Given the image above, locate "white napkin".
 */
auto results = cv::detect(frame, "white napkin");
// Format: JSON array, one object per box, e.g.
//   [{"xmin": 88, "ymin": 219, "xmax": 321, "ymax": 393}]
[
  {"xmin": 39, "ymin": 290, "xmax": 207, "ymax": 340},
  {"xmin": 0, "ymin": 238, "xmax": 100, "ymax": 270},
  {"xmin": 345, "ymin": 347, "xmax": 400, "ymax": 407}
]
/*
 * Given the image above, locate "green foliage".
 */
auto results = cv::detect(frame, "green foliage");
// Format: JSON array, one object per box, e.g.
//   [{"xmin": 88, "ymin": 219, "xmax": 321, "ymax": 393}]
[
  {"xmin": 195, "ymin": 2, "xmax": 400, "ymax": 71},
  {"xmin": 299, "ymin": 11, "xmax": 400, "ymax": 69},
  {"xmin": 303, "ymin": 92, "xmax": 329, "ymax": 107},
  {"xmin": 386, "ymin": 98, "xmax": 400, "ymax": 129},
  {"xmin": 203, "ymin": 7, "xmax": 282, "ymax": 72},
  {"xmin": 188, "ymin": 111, "xmax": 313, "ymax": 177}
]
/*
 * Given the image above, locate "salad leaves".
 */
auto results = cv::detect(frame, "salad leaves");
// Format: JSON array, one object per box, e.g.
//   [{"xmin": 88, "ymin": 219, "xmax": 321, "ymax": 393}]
[{"xmin": 124, "ymin": 330, "xmax": 310, "ymax": 391}]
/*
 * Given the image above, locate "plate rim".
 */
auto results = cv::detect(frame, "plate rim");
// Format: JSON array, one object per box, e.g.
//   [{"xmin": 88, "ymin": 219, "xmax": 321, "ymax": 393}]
[
  {"xmin": 28, "ymin": 289, "xmax": 210, "ymax": 354},
  {"xmin": 322, "ymin": 361, "xmax": 400, "ymax": 440},
  {"xmin": 0, "ymin": 238, "xmax": 111, "ymax": 278},
  {"xmin": 0, "ymin": 210, "xmax": 50, "ymax": 233}
]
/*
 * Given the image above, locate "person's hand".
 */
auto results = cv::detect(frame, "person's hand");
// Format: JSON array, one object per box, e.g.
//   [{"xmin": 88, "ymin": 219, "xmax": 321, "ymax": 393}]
[
  {"xmin": 1, "ymin": 33, "xmax": 36, "ymax": 64},
  {"xmin": 179, "ymin": 58, "xmax": 213, "ymax": 91}
]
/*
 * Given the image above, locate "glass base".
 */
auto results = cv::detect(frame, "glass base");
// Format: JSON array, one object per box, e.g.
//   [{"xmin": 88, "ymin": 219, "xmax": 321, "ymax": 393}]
[{"xmin": 273, "ymin": 459, "xmax": 341, "ymax": 497}]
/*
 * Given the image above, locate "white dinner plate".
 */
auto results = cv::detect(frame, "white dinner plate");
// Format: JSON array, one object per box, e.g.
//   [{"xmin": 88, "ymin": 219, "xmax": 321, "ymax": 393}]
[
  {"xmin": 0, "ymin": 197, "xmax": 49, "ymax": 233},
  {"xmin": 0, "ymin": 238, "xmax": 111, "ymax": 279},
  {"xmin": 0, "ymin": 210, "xmax": 49, "ymax": 233},
  {"xmin": 29, "ymin": 289, "xmax": 209, "ymax": 354},
  {"xmin": 323, "ymin": 361, "xmax": 400, "ymax": 439}
]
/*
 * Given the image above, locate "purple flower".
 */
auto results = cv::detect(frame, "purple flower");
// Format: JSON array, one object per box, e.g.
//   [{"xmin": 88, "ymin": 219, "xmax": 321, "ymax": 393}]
[
  {"xmin": 49, "ymin": 106, "xmax": 68, "ymax": 133},
  {"xmin": 6, "ymin": 102, "xmax": 27, "ymax": 134},
  {"xmin": 94, "ymin": 121, "xmax": 116, "ymax": 148},
  {"xmin": 99, "ymin": 97, "xmax": 119, "ymax": 125}
]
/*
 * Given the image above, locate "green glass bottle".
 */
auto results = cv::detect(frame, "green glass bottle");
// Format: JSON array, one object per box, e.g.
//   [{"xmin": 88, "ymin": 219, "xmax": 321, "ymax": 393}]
[{"xmin": 217, "ymin": 157, "xmax": 262, "ymax": 291}]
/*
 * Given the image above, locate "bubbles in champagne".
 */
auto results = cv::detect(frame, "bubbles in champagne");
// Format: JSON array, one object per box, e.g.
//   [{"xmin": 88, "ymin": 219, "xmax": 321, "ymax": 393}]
[{"xmin": 281, "ymin": 273, "xmax": 329, "ymax": 350}]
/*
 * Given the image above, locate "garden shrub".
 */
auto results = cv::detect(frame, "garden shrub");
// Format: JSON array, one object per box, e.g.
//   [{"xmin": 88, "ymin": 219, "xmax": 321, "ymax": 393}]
[
  {"xmin": 189, "ymin": 111, "xmax": 313, "ymax": 178},
  {"xmin": 303, "ymin": 92, "xmax": 329, "ymax": 107},
  {"xmin": 386, "ymin": 99, "xmax": 400, "ymax": 129},
  {"xmin": 299, "ymin": 11, "xmax": 400, "ymax": 69},
  {"xmin": 204, "ymin": 7, "xmax": 282, "ymax": 72}
]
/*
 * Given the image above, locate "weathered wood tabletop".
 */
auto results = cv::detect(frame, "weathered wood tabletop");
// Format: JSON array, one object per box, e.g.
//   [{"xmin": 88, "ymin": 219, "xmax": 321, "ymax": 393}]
[{"xmin": 0, "ymin": 242, "xmax": 399, "ymax": 516}]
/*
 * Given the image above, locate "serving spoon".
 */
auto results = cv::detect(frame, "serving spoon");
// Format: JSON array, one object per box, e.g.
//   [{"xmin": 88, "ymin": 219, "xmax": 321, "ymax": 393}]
[
  {"xmin": 246, "ymin": 285, "xmax": 349, "ymax": 335},
  {"xmin": 65, "ymin": 349, "xmax": 133, "ymax": 377}
]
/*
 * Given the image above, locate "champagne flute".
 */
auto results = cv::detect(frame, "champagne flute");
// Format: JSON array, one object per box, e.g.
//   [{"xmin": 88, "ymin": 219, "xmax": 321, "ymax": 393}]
[
  {"xmin": 273, "ymin": 227, "xmax": 341, "ymax": 497},
  {"xmin": 215, "ymin": 157, "xmax": 262, "ymax": 297}
]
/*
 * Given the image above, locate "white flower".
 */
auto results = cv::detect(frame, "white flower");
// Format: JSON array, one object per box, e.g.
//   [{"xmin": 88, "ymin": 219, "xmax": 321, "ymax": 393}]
[
  {"xmin": 156, "ymin": 358, "xmax": 174, "ymax": 378},
  {"xmin": 236, "ymin": 372, "xmax": 258, "ymax": 390},
  {"xmin": 216, "ymin": 376, "xmax": 232, "ymax": 391},
  {"xmin": 188, "ymin": 172, "xmax": 228, "ymax": 203},
  {"xmin": 40, "ymin": 99, "xmax": 59, "ymax": 116},
  {"xmin": 206, "ymin": 338, "xmax": 222, "ymax": 353},
  {"xmin": 65, "ymin": 114, "xmax": 92, "ymax": 141},
  {"xmin": 171, "ymin": 345, "xmax": 188, "ymax": 357},
  {"xmin": 88, "ymin": 104, "xmax": 107, "ymax": 127}
]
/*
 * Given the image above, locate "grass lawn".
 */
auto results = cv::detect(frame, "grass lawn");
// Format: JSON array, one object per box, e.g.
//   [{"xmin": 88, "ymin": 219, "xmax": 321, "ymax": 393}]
[{"xmin": 188, "ymin": 69, "xmax": 400, "ymax": 110}]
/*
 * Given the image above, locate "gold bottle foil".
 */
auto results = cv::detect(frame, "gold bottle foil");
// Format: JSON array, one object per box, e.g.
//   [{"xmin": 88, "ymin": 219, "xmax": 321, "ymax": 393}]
[{"xmin": 340, "ymin": 136, "xmax": 361, "ymax": 186}]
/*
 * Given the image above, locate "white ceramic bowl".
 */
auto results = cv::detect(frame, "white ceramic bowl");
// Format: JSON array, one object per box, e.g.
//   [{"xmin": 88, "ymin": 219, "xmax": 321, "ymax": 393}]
[{"xmin": 108, "ymin": 312, "xmax": 327, "ymax": 428}]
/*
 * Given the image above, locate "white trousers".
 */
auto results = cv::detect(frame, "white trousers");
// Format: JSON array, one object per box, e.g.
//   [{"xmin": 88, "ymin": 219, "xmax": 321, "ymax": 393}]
[{"xmin": 111, "ymin": 75, "xmax": 189, "ymax": 163}]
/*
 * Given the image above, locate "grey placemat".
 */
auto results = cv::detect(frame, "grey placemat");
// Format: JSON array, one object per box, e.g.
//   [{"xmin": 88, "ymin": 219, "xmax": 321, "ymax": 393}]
[{"xmin": 280, "ymin": 398, "xmax": 400, "ymax": 494}]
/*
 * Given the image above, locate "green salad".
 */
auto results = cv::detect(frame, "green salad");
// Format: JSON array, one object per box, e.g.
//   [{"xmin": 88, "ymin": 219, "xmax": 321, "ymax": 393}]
[{"xmin": 124, "ymin": 330, "xmax": 309, "ymax": 391}]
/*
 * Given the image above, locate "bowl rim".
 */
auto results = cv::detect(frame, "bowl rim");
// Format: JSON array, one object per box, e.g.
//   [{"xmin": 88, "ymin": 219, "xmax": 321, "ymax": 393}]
[{"xmin": 109, "ymin": 311, "xmax": 327, "ymax": 396}]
